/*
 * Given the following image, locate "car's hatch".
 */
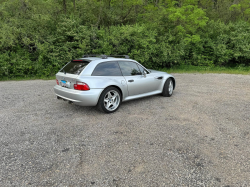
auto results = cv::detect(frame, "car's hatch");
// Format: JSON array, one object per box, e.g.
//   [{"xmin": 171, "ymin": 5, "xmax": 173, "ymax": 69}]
[
  {"xmin": 56, "ymin": 59, "xmax": 91, "ymax": 89},
  {"xmin": 56, "ymin": 73, "xmax": 79, "ymax": 89},
  {"xmin": 60, "ymin": 59, "xmax": 91, "ymax": 75}
]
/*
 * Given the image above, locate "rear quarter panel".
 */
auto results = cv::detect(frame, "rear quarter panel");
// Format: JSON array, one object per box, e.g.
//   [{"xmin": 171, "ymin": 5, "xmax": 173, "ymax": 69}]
[{"xmin": 77, "ymin": 76, "xmax": 129, "ymax": 100}]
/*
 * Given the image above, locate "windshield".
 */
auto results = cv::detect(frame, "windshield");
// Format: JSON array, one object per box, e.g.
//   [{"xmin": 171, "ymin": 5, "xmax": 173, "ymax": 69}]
[{"xmin": 60, "ymin": 60, "xmax": 91, "ymax": 75}]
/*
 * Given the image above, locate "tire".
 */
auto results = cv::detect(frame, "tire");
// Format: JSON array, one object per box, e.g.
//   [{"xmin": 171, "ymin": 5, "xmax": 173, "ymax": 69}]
[
  {"xmin": 97, "ymin": 87, "xmax": 121, "ymax": 113},
  {"xmin": 162, "ymin": 78, "xmax": 174, "ymax": 97}
]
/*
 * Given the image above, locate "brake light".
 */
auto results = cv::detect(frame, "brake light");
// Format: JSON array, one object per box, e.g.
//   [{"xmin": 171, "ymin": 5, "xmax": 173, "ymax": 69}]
[
  {"xmin": 56, "ymin": 79, "xmax": 59, "ymax": 85},
  {"xmin": 74, "ymin": 82, "xmax": 90, "ymax": 91}
]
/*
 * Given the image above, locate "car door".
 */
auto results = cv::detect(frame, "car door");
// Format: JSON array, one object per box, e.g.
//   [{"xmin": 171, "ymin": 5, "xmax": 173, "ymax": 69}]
[{"xmin": 118, "ymin": 61, "xmax": 161, "ymax": 96}]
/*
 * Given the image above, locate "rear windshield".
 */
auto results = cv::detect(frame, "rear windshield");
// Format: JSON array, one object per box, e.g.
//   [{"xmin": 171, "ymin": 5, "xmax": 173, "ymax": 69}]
[{"xmin": 60, "ymin": 60, "xmax": 91, "ymax": 75}]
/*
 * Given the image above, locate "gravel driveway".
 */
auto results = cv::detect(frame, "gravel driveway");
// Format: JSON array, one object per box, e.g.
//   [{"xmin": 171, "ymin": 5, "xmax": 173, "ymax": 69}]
[{"xmin": 0, "ymin": 74, "xmax": 250, "ymax": 186}]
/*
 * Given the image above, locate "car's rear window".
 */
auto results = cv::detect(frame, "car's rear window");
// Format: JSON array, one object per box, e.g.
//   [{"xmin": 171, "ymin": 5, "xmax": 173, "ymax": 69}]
[{"xmin": 60, "ymin": 60, "xmax": 91, "ymax": 75}]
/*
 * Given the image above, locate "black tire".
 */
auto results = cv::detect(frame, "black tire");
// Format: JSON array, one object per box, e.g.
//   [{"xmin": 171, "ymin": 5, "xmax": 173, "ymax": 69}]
[
  {"xmin": 162, "ymin": 78, "xmax": 174, "ymax": 97},
  {"xmin": 97, "ymin": 87, "xmax": 121, "ymax": 113}
]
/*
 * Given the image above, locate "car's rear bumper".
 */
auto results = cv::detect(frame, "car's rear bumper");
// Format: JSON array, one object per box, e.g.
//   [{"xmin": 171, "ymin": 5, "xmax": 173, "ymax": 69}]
[{"xmin": 54, "ymin": 85, "xmax": 103, "ymax": 106}]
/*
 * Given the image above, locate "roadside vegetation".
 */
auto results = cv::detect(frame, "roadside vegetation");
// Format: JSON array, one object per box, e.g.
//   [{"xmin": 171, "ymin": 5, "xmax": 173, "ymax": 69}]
[
  {"xmin": 1, "ymin": 66, "xmax": 249, "ymax": 82},
  {"xmin": 163, "ymin": 65, "xmax": 250, "ymax": 75},
  {"xmin": 0, "ymin": 0, "xmax": 250, "ymax": 79}
]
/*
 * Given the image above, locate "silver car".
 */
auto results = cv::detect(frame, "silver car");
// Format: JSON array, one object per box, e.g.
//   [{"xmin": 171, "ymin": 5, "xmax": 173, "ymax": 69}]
[{"xmin": 54, "ymin": 55, "xmax": 175, "ymax": 113}]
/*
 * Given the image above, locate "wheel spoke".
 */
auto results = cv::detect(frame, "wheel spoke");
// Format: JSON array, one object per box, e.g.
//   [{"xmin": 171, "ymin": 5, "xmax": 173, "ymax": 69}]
[
  {"xmin": 106, "ymin": 102, "xmax": 111, "ymax": 108},
  {"xmin": 112, "ymin": 93, "xmax": 118, "ymax": 102},
  {"xmin": 112, "ymin": 92, "xmax": 117, "ymax": 99},
  {"xmin": 108, "ymin": 92, "xmax": 112, "ymax": 99}
]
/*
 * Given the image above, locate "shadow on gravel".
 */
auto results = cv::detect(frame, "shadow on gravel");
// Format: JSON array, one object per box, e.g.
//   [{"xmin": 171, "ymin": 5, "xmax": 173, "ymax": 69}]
[{"xmin": 56, "ymin": 94, "xmax": 162, "ymax": 114}]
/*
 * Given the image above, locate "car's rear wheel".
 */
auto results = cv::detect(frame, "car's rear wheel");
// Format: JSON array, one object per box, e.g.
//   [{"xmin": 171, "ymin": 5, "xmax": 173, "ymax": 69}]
[
  {"xmin": 97, "ymin": 87, "xmax": 121, "ymax": 113},
  {"xmin": 162, "ymin": 78, "xmax": 173, "ymax": 97}
]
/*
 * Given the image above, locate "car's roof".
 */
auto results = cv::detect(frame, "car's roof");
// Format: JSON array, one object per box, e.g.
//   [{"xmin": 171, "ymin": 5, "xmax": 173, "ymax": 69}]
[
  {"xmin": 78, "ymin": 57, "xmax": 139, "ymax": 76},
  {"xmin": 79, "ymin": 57, "xmax": 130, "ymax": 61}
]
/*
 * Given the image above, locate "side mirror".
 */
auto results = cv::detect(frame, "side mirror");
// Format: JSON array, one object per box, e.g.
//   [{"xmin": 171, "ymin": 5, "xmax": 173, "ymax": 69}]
[{"xmin": 143, "ymin": 71, "xmax": 147, "ymax": 77}]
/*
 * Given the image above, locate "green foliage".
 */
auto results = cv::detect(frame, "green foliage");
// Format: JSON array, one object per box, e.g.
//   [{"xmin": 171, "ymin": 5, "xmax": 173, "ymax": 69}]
[
  {"xmin": 0, "ymin": 48, "xmax": 34, "ymax": 78},
  {"xmin": 93, "ymin": 25, "xmax": 160, "ymax": 68},
  {"xmin": 0, "ymin": 0, "xmax": 250, "ymax": 79},
  {"xmin": 167, "ymin": 4, "xmax": 208, "ymax": 34},
  {"xmin": 161, "ymin": 65, "xmax": 250, "ymax": 75}
]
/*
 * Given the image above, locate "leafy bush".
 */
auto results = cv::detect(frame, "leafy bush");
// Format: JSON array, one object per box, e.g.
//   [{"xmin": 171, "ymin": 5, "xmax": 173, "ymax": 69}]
[{"xmin": 0, "ymin": 0, "xmax": 250, "ymax": 79}]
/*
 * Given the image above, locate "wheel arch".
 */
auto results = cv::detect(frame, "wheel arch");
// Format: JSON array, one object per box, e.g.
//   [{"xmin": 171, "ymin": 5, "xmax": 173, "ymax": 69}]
[{"xmin": 100, "ymin": 85, "xmax": 123, "ymax": 101}]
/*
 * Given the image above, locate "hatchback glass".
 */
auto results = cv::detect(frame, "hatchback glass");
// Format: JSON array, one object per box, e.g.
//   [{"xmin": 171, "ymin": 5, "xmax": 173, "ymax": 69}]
[{"xmin": 60, "ymin": 60, "xmax": 91, "ymax": 75}]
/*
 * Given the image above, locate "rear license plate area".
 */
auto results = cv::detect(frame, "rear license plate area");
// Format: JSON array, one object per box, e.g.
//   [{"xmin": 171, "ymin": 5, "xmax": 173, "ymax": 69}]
[{"xmin": 61, "ymin": 80, "xmax": 70, "ymax": 88}]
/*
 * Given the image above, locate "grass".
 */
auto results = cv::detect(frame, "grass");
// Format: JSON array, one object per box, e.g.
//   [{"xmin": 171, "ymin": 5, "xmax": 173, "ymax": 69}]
[
  {"xmin": 161, "ymin": 65, "xmax": 250, "ymax": 75},
  {"xmin": 0, "ymin": 75, "xmax": 56, "ymax": 81}
]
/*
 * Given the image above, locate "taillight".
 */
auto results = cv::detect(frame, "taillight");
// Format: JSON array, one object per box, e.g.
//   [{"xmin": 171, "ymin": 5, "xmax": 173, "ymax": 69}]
[
  {"xmin": 56, "ymin": 79, "xmax": 59, "ymax": 85},
  {"xmin": 74, "ymin": 82, "xmax": 90, "ymax": 91}
]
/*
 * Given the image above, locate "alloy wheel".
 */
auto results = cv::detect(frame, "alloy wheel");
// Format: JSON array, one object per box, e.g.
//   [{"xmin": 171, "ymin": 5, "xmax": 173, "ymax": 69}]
[{"xmin": 104, "ymin": 90, "xmax": 120, "ymax": 111}]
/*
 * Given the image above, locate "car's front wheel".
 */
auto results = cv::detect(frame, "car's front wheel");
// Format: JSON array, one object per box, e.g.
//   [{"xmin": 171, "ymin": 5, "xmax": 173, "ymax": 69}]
[
  {"xmin": 97, "ymin": 87, "xmax": 121, "ymax": 113},
  {"xmin": 162, "ymin": 78, "xmax": 174, "ymax": 97}
]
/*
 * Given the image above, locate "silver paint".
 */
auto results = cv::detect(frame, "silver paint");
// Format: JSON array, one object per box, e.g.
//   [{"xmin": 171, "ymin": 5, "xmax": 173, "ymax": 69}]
[{"xmin": 54, "ymin": 57, "xmax": 175, "ymax": 106}]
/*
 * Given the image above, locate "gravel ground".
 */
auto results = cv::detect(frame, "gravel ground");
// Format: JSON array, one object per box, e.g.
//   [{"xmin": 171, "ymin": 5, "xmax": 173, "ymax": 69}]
[{"xmin": 0, "ymin": 73, "xmax": 250, "ymax": 187}]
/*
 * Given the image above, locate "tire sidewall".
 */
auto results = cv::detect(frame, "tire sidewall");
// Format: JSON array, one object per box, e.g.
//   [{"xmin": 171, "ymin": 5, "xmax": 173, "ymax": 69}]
[{"xmin": 163, "ymin": 78, "xmax": 173, "ymax": 97}]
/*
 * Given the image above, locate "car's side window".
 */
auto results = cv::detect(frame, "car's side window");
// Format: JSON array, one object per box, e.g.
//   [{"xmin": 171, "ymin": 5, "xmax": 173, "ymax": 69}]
[
  {"xmin": 118, "ymin": 61, "xmax": 141, "ymax": 76},
  {"xmin": 92, "ymin": 61, "xmax": 122, "ymax": 76},
  {"xmin": 137, "ymin": 65, "xmax": 146, "ymax": 74}
]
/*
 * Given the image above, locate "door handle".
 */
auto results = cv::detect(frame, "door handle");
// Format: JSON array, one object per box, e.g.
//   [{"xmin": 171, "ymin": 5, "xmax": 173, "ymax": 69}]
[
  {"xmin": 156, "ymin": 76, "xmax": 163, "ymax": 80},
  {"xmin": 128, "ymin": 80, "xmax": 134, "ymax": 82}
]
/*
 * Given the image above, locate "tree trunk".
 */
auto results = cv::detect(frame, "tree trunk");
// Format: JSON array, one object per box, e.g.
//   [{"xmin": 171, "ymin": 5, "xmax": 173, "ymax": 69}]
[
  {"xmin": 19, "ymin": 0, "xmax": 27, "ymax": 13},
  {"xmin": 73, "ymin": 0, "xmax": 76, "ymax": 11},
  {"xmin": 63, "ymin": 0, "xmax": 67, "ymax": 14}
]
